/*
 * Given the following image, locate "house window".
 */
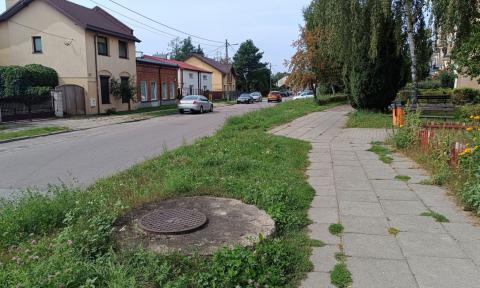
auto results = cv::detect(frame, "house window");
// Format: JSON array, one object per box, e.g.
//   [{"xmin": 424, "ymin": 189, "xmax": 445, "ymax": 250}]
[
  {"xmin": 100, "ymin": 76, "xmax": 110, "ymax": 104},
  {"xmin": 162, "ymin": 82, "xmax": 167, "ymax": 100},
  {"xmin": 97, "ymin": 36, "xmax": 108, "ymax": 56},
  {"xmin": 120, "ymin": 76, "xmax": 129, "ymax": 103},
  {"xmin": 32, "ymin": 36, "xmax": 42, "ymax": 53},
  {"xmin": 189, "ymin": 73, "xmax": 194, "ymax": 79},
  {"xmin": 189, "ymin": 85, "xmax": 194, "ymax": 95},
  {"xmin": 203, "ymin": 85, "xmax": 207, "ymax": 91},
  {"xmin": 151, "ymin": 81, "xmax": 157, "ymax": 101},
  {"xmin": 118, "ymin": 40, "xmax": 128, "ymax": 59},
  {"xmin": 140, "ymin": 81, "xmax": 147, "ymax": 102},
  {"xmin": 170, "ymin": 82, "xmax": 175, "ymax": 99},
  {"xmin": 203, "ymin": 75, "xmax": 207, "ymax": 81}
]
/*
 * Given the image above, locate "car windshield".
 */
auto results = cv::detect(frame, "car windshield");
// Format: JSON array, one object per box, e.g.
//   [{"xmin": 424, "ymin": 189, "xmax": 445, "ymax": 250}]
[
  {"xmin": 182, "ymin": 96, "xmax": 198, "ymax": 100},
  {"xmin": 240, "ymin": 94, "xmax": 250, "ymax": 97},
  {"xmin": 251, "ymin": 92, "xmax": 261, "ymax": 96}
]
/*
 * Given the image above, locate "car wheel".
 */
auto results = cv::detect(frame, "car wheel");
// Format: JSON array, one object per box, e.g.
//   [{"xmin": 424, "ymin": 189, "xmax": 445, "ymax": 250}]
[
  {"xmin": 200, "ymin": 106, "xmax": 204, "ymax": 114},
  {"xmin": 179, "ymin": 109, "xmax": 184, "ymax": 114}
]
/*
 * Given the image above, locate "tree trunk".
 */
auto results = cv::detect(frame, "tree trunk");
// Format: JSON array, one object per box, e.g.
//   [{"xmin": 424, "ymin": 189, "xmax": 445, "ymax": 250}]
[{"xmin": 404, "ymin": 0, "xmax": 418, "ymax": 105}]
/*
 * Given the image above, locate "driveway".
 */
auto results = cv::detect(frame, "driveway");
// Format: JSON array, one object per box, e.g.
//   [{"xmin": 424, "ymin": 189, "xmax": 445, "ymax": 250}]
[{"xmin": 0, "ymin": 101, "xmax": 274, "ymax": 198}]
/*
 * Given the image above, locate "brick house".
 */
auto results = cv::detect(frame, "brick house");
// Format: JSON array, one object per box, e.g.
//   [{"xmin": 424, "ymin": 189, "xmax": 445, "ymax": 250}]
[{"xmin": 136, "ymin": 56, "xmax": 179, "ymax": 107}]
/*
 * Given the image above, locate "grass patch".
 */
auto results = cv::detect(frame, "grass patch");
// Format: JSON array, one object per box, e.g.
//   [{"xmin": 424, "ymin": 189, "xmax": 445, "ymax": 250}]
[
  {"xmin": 334, "ymin": 252, "xmax": 347, "ymax": 262},
  {"xmin": 0, "ymin": 99, "xmax": 340, "ymax": 287},
  {"xmin": 108, "ymin": 104, "xmax": 178, "ymax": 116},
  {"xmin": 330, "ymin": 263, "xmax": 352, "ymax": 288},
  {"xmin": 329, "ymin": 223, "xmax": 344, "ymax": 236},
  {"xmin": 0, "ymin": 126, "xmax": 69, "ymax": 141},
  {"xmin": 368, "ymin": 142, "xmax": 394, "ymax": 164},
  {"xmin": 388, "ymin": 227, "xmax": 400, "ymax": 236},
  {"xmin": 346, "ymin": 110, "xmax": 392, "ymax": 128},
  {"xmin": 421, "ymin": 210, "xmax": 450, "ymax": 223},
  {"xmin": 310, "ymin": 239, "xmax": 326, "ymax": 247},
  {"xmin": 395, "ymin": 175, "xmax": 411, "ymax": 182}
]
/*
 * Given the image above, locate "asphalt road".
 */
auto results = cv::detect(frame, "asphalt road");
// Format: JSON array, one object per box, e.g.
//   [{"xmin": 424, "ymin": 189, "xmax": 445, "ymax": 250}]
[{"xmin": 0, "ymin": 101, "xmax": 275, "ymax": 198}]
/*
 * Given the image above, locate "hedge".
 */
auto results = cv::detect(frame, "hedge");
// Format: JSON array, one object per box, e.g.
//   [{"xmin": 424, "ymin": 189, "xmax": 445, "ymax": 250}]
[{"xmin": 0, "ymin": 64, "xmax": 58, "ymax": 98}]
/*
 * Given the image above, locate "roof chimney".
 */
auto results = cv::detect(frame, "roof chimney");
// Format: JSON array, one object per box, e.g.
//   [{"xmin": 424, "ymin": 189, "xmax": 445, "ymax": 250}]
[{"xmin": 6, "ymin": 0, "xmax": 20, "ymax": 10}]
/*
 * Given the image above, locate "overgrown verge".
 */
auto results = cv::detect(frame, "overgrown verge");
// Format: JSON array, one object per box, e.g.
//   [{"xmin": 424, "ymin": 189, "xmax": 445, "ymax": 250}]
[
  {"xmin": 0, "ymin": 99, "xmax": 339, "ymax": 287},
  {"xmin": 389, "ymin": 111, "xmax": 480, "ymax": 215},
  {"xmin": 346, "ymin": 110, "xmax": 392, "ymax": 129}
]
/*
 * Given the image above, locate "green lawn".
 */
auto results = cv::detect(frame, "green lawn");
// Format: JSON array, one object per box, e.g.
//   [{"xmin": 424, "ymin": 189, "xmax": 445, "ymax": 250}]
[
  {"xmin": 0, "ymin": 126, "xmax": 69, "ymax": 141},
  {"xmin": 107, "ymin": 104, "xmax": 178, "ymax": 116},
  {"xmin": 346, "ymin": 110, "xmax": 393, "ymax": 128},
  {"xmin": 0, "ymin": 99, "xmax": 341, "ymax": 287}
]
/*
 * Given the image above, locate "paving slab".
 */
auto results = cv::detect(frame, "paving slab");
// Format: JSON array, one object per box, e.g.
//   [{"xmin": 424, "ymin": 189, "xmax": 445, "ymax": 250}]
[
  {"xmin": 442, "ymin": 223, "xmax": 480, "ymax": 242},
  {"xmin": 308, "ymin": 208, "xmax": 339, "ymax": 224},
  {"xmin": 397, "ymin": 232, "xmax": 467, "ymax": 258},
  {"xmin": 343, "ymin": 233, "xmax": 404, "ymax": 259},
  {"xmin": 388, "ymin": 215, "xmax": 446, "ymax": 234},
  {"xmin": 339, "ymin": 201, "xmax": 384, "ymax": 217},
  {"xmin": 337, "ymin": 189, "xmax": 378, "ymax": 203},
  {"xmin": 343, "ymin": 216, "xmax": 390, "ymax": 235},
  {"xmin": 311, "ymin": 196, "xmax": 338, "ymax": 208},
  {"xmin": 408, "ymin": 256, "xmax": 480, "ymax": 288},
  {"xmin": 311, "ymin": 245, "xmax": 339, "ymax": 272},
  {"xmin": 375, "ymin": 188, "xmax": 419, "ymax": 201},
  {"xmin": 349, "ymin": 257, "xmax": 418, "ymax": 288},
  {"xmin": 309, "ymin": 223, "xmax": 341, "ymax": 245},
  {"xmin": 301, "ymin": 272, "xmax": 334, "ymax": 288},
  {"xmin": 381, "ymin": 200, "xmax": 427, "ymax": 215}
]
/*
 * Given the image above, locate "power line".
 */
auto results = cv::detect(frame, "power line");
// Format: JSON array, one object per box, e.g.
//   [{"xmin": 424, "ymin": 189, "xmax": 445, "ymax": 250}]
[
  {"xmin": 88, "ymin": 0, "xmax": 219, "ymax": 47},
  {"xmin": 105, "ymin": 0, "xmax": 225, "ymax": 44},
  {"xmin": 10, "ymin": 20, "xmax": 74, "ymax": 41}
]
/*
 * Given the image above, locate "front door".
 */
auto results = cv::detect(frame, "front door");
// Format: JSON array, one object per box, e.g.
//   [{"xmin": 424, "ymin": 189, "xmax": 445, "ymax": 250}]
[{"xmin": 100, "ymin": 76, "xmax": 110, "ymax": 105}]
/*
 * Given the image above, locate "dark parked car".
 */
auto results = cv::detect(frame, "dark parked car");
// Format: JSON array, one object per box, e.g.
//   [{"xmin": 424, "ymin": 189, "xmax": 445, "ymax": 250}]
[{"xmin": 237, "ymin": 93, "xmax": 254, "ymax": 104}]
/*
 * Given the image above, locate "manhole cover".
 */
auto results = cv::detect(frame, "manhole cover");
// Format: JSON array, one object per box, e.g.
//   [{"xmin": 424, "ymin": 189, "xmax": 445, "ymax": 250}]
[{"xmin": 138, "ymin": 208, "xmax": 207, "ymax": 234}]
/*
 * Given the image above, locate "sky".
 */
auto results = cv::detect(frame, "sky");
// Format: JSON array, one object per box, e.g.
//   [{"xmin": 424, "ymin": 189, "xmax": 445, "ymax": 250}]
[{"xmin": 0, "ymin": 0, "xmax": 311, "ymax": 73}]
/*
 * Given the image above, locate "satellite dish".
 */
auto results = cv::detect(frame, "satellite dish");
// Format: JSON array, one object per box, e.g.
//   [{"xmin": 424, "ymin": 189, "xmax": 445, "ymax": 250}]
[{"xmin": 64, "ymin": 39, "xmax": 73, "ymax": 46}]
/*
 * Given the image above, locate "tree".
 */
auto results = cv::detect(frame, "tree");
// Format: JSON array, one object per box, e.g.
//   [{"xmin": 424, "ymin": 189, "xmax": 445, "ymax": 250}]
[
  {"xmin": 111, "ymin": 77, "xmax": 136, "ymax": 111},
  {"xmin": 233, "ymin": 40, "xmax": 270, "ymax": 93},
  {"xmin": 403, "ymin": 0, "xmax": 420, "ymax": 104},
  {"xmin": 169, "ymin": 37, "xmax": 204, "ymax": 61}
]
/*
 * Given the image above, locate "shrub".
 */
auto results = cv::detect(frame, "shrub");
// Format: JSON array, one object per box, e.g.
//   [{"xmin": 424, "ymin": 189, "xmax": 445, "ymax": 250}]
[
  {"xmin": 2, "ymin": 66, "xmax": 32, "ymax": 97},
  {"xmin": 316, "ymin": 94, "xmax": 348, "ymax": 105},
  {"xmin": 0, "ymin": 66, "xmax": 6, "ymax": 98},
  {"xmin": 457, "ymin": 105, "xmax": 480, "ymax": 119},
  {"xmin": 438, "ymin": 69, "xmax": 456, "ymax": 88},
  {"xmin": 405, "ymin": 80, "xmax": 442, "ymax": 90},
  {"xmin": 24, "ymin": 64, "xmax": 58, "ymax": 88},
  {"xmin": 452, "ymin": 88, "xmax": 480, "ymax": 105},
  {"xmin": 391, "ymin": 110, "xmax": 422, "ymax": 149}
]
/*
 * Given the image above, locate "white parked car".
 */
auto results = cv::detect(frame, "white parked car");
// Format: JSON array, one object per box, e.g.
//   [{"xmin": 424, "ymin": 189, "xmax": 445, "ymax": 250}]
[
  {"xmin": 178, "ymin": 95, "xmax": 213, "ymax": 114},
  {"xmin": 250, "ymin": 92, "xmax": 263, "ymax": 102},
  {"xmin": 293, "ymin": 92, "xmax": 315, "ymax": 100}
]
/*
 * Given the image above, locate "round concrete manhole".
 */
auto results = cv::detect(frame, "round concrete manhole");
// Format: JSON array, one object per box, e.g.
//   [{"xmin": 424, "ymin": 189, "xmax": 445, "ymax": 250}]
[
  {"xmin": 138, "ymin": 208, "xmax": 207, "ymax": 234},
  {"xmin": 115, "ymin": 197, "xmax": 275, "ymax": 255}
]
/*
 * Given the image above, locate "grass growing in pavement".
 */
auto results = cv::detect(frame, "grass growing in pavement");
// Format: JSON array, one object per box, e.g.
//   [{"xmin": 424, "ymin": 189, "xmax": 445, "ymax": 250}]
[
  {"xmin": 346, "ymin": 110, "xmax": 392, "ymax": 129},
  {"xmin": 334, "ymin": 252, "xmax": 347, "ymax": 262},
  {"xmin": 330, "ymin": 263, "xmax": 353, "ymax": 288},
  {"xmin": 368, "ymin": 142, "xmax": 394, "ymax": 164},
  {"xmin": 388, "ymin": 227, "xmax": 400, "ymax": 236},
  {"xmin": 0, "ymin": 99, "xmax": 339, "ymax": 287},
  {"xmin": 421, "ymin": 210, "xmax": 450, "ymax": 223},
  {"xmin": 0, "ymin": 126, "xmax": 69, "ymax": 141},
  {"xmin": 310, "ymin": 239, "xmax": 326, "ymax": 247},
  {"xmin": 329, "ymin": 223, "xmax": 344, "ymax": 236},
  {"xmin": 395, "ymin": 175, "xmax": 411, "ymax": 182}
]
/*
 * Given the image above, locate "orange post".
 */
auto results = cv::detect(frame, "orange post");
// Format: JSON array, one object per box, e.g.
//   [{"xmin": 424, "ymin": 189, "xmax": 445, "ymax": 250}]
[{"xmin": 397, "ymin": 106, "xmax": 405, "ymax": 126}]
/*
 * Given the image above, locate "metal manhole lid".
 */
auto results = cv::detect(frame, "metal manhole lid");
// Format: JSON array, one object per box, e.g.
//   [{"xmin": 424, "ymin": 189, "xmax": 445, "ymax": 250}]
[{"xmin": 138, "ymin": 208, "xmax": 207, "ymax": 234}]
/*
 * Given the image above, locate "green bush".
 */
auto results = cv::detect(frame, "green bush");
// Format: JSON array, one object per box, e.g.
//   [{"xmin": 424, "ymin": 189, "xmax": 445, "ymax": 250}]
[
  {"xmin": 438, "ymin": 69, "xmax": 456, "ymax": 88},
  {"xmin": 316, "ymin": 94, "xmax": 348, "ymax": 105},
  {"xmin": 457, "ymin": 104, "xmax": 480, "ymax": 119},
  {"xmin": 405, "ymin": 80, "xmax": 442, "ymax": 90},
  {"xmin": 391, "ymin": 110, "xmax": 422, "ymax": 149},
  {"xmin": 25, "ymin": 64, "xmax": 58, "ymax": 88},
  {"xmin": 452, "ymin": 88, "xmax": 480, "ymax": 105},
  {"xmin": 0, "ymin": 64, "xmax": 58, "ymax": 98}
]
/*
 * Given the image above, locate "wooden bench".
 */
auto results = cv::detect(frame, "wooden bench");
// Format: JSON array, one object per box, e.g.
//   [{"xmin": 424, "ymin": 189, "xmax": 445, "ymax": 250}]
[{"xmin": 408, "ymin": 95, "xmax": 455, "ymax": 120}]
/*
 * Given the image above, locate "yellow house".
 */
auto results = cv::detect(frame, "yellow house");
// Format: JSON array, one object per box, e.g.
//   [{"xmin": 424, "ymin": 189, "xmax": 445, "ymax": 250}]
[
  {"xmin": 184, "ymin": 54, "xmax": 236, "ymax": 96},
  {"xmin": 0, "ymin": 0, "xmax": 140, "ymax": 115}
]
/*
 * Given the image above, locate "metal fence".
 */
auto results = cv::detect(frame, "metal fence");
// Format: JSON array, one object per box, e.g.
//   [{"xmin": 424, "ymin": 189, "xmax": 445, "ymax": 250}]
[{"xmin": 0, "ymin": 95, "xmax": 55, "ymax": 122}]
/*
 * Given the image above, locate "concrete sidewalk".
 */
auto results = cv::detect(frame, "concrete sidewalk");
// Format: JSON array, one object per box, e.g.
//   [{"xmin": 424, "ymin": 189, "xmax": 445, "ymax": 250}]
[{"xmin": 272, "ymin": 105, "xmax": 480, "ymax": 288}]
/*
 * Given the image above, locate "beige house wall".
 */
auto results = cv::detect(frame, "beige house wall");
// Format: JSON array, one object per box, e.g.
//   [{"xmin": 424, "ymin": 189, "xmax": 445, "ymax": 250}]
[
  {"xmin": 85, "ymin": 31, "xmax": 137, "ymax": 114},
  {"xmin": 0, "ymin": 0, "xmax": 137, "ymax": 114},
  {"xmin": 184, "ymin": 57, "xmax": 224, "ymax": 91},
  {"xmin": 455, "ymin": 75, "xmax": 480, "ymax": 90}
]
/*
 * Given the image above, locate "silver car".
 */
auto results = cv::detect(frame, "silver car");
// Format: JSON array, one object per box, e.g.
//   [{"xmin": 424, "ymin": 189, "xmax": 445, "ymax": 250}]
[
  {"xmin": 250, "ymin": 92, "xmax": 263, "ymax": 102},
  {"xmin": 178, "ymin": 95, "xmax": 213, "ymax": 114}
]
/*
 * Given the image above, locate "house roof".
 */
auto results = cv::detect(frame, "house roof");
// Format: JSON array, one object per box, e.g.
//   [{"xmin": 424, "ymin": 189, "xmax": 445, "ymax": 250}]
[
  {"xmin": 186, "ymin": 54, "xmax": 234, "ymax": 75},
  {"xmin": 142, "ymin": 55, "xmax": 212, "ymax": 73},
  {"xmin": 136, "ymin": 57, "xmax": 178, "ymax": 68},
  {"xmin": 0, "ymin": 0, "xmax": 140, "ymax": 42}
]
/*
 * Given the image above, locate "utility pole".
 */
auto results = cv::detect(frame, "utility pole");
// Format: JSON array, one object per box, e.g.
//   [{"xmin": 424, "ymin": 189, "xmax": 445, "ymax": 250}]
[
  {"xmin": 225, "ymin": 39, "xmax": 229, "ymax": 63},
  {"xmin": 269, "ymin": 63, "xmax": 272, "ymax": 92}
]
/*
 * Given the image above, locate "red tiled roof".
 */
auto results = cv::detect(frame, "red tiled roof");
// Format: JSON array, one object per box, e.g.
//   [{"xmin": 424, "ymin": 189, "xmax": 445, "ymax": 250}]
[
  {"xmin": 0, "ymin": 0, "xmax": 140, "ymax": 42},
  {"xmin": 143, "ymin": 55, "xmax": 212, "ymax": 73}
]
